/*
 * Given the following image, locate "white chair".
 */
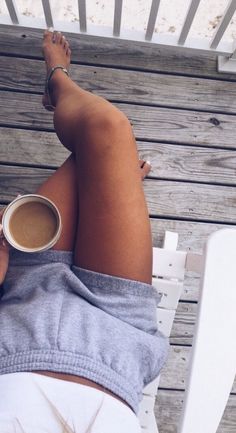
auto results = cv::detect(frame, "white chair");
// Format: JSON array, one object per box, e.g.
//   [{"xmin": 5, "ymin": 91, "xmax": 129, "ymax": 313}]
[{"xmin": 138, "ymin": 228, "xmax": 236, "ymax": 433}]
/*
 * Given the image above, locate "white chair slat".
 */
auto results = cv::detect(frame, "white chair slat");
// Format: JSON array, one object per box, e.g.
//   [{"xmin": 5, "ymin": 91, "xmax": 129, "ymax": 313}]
[
  {"xmin": 139, "ymin": 231, "xmax": 184, "ymax": 432},
  {"xmin": 141, "ymin": 414, "xmax": 159, "ymax": 433},
  {"xmin": 178, "ymin": 228, "xmax": 236, "ymax": 433},
  {"xmin": 143, "ymin": 376, "xmax": 160, "ymax": 396},
  {"xmin": 152, "ymin": 277, "xmax": 183, "ymax": 309},
  {"xmin": 152, "ymin": 248, "xmax": 187, "ymax": 280},
  {"xmin": 138, "ymin": 395, "xmax": 158, "ymax": 432},
  {"xmin": 163, "ymin": 230, "xmax": 179, "ymax": 250},
  {"xmin": 156, "ymin": 308, "xmax": 176, "ymax": 338}
]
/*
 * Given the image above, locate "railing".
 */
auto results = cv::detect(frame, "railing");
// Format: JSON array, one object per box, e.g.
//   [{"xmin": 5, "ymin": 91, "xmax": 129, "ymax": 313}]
[{"xmin": 1, "ymin": 0, "xmax": 236, "ymax": 72}]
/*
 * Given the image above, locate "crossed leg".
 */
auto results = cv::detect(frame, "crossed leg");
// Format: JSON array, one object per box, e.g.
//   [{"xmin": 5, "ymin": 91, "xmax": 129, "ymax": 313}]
[
  {"xmin": 36, "ymin": 155, "xmax": 151, "ymax": 252},
  {"xmin": 38, "ymin": 30, "xmax": 153, "ymax": 284}
]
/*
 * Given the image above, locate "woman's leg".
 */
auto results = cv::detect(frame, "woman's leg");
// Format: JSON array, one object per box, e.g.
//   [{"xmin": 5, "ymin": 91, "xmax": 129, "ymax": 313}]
[
  {"xmin": 36, "ymin": 154, "xmax": 78, "ymax": 251},
  {"xmin": 42, "ymin": 30, "xmax": 152, "ymax": 284},
  {"xmin": 36, "ymin": 154, "xmax": 150, "ymax": 252}
]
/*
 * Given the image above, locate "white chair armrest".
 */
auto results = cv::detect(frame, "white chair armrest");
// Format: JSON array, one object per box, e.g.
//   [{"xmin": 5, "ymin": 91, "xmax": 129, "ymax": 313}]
[{"xmin": 178, "ymin": 228, "xmax": 236, "ymax": 433}]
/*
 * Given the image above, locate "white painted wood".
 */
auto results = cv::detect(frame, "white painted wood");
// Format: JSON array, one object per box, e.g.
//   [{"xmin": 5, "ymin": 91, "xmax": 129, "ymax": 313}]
[
  {"xmin": 218, "ymin": 54, "xmax": 236, "ymax": 73},
  {"xmin": 185, "ymin": 252, "xmax": 203, "ymax": 273},
  {"xmin": 113, "ymin": 0, "xmax": 123, "ymax": 37},
  {"xmin": 145, "ymin": 0, "xmax": 161, "ymax": 41},
  {"xmin": 78, "ymin": 0, "xmax": 87, "ymax": 33},
  {"xmin": 41, "ymin": 0, "xmax": 53, "ymax": 29},
  {"xmin": 5, "ymin": 0, "xmax": 19, "ymax": 24},
  {"xmin": 178, "ymin": 0, "xmax": 201, "ymax": 46},
  {"xmin": 211, "ymin": 0, "xmax": 236, "ymax": 50},
  {"xmin": 143, "ymin": 376, "xmax": 160, "ymax": 397},
  {"xmin": 140, "ymin": 231, "xmax": 183, "ymax": 431},
  {"xmin": 229, "ymin": 38, "xmax": 236, "ymax": 59},
  {"xmin": 141, "ymin": 413, "xmax": 159, "ymax": 433},
  {"xmin": 178, "ymin": 228, "xmax": 236, "ymax": 433},
  {"xmin": 152, "ymin": 278, "xmax": 183, "ymax": 310},
  {"xmin": 163, "ymin": 231, "xmax": 178, "ymax": 251},
  {"xmin": 156, "ymin": 308, "xmax": 176, "ymax": 338},
  {"xmin": 152, "ymin": 248, "xmax": 187, "ymax": 280},
  {"xmin": 138, "ymin": 395, "xmax": 158, "ymax": 432}
]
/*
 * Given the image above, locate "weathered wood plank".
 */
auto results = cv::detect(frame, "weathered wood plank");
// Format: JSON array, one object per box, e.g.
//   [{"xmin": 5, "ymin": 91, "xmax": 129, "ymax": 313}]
[
  {"xmin": 171, "ymin": 302, "xmax": 196, "ymax": 345},
  {"xmin": 0, "ymin": 24, "xmax": 235, "ymax": 81},
  {"xmin": 155, "ymin": 390, "xmax": 236, "ymax": 433},
  {"xmin": 150, "ymin": 219, "xmax": 225, "ymax": 253},
  {"xmin": 1, "ymin": 92, "xmax": 236, "ymax": 150},
  {"xmin": 1, "ymin": 165, "xmax": 236, "ymax": 223},
  {"xmin": 1, "ymin": 56, "xmax": 236, "ymax": 114},
  {"xmin": 1, "ymin": 128, "xmax": 236, "ymax": 184},
  {"xmin": 159, "ymin": 345, "xmax": 236, "ymax": 393},
  {"xmin": 0, "ymin": 128, "xmax": 70, "ymax": 167},
  {"xmin": 145, "ymin": 180, "xmax": 236, "ymax": 223}
]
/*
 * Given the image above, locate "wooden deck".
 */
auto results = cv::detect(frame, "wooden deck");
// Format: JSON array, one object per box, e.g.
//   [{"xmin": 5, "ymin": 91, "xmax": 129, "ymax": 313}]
[{"xmin": 0, "ymin": 24, "xmax": 236, "ymax": 432}]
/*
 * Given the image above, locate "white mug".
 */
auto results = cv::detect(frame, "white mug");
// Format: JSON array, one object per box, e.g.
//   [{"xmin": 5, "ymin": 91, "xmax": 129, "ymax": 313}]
[{"xmin": 2, "ymin": 194, "xmax": 62, "ymax": 253}]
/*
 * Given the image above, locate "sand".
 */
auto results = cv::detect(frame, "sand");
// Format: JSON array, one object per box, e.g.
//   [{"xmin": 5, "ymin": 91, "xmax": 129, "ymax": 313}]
[{"xmin": 0, "ymin": 0, "xmax": 236, "ymax": 41}]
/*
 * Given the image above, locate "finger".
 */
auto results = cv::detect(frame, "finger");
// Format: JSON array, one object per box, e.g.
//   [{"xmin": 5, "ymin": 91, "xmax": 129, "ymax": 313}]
[
  {"xmin": 0, "ymin": 223, "xmax": 8, "ymax": 247},
  {"xmin": 0, "ymin": 233, "xmax": 9, "ymax": 250}
]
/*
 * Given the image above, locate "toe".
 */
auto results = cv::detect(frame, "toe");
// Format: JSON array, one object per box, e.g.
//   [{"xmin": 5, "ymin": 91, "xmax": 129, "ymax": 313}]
[
  {"xmin": 58, "ymin": 32, "xmax": 64, "ymax": 44},
  {"xmin": 66, "ymin": 48, "xmax": 71, "ymax": 57},
  {"xmin": 64, "ymin": 41, "xmax": 69, "ymax": 51},
  {"xmin": 43, "ymin": 29, "xmax": 53, "ymax": 40},
  {"xmin": 140, "ymin": 160, "xmax": 151, "ymax": 179},
  {"xmin": 139, "ymin": 160, "xmax": 145, "ymax": 169},
  {"xmin": 55, "ymin": 31, "xmax": 62, "ymax": 44}
]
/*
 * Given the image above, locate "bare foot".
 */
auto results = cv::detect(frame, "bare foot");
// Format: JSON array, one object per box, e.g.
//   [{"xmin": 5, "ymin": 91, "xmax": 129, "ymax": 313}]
[{"xmin": 42, "ymin": 29, "xmax": 71, "ymax": 110}]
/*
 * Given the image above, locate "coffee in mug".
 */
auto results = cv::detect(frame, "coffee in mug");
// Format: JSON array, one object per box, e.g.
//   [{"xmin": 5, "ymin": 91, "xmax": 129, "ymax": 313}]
[{"xmin": 2, "ymin": 194, "xmax": 62, "ymax": 252}]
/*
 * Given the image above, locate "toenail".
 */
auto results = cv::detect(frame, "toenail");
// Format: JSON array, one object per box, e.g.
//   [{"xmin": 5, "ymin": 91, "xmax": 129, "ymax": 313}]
[{"xmin": 146, "ymin": 160, "xmax": 151, "ymax": 166}]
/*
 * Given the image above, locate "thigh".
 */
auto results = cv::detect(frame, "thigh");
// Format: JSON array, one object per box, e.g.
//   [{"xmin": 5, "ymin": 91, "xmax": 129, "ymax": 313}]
[
  {"xmin": 73, "ymin": 115, "xmax": 153, "ymax": 284},
  {"xmin": 36, "ymin": 154, "xmax": 78, "ymax": 251}
]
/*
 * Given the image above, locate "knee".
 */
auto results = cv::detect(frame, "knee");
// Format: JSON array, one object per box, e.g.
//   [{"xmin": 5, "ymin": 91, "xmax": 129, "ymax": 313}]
[{"xmin": 81, "ymin": 108, "xmax": 132, "ymax": 140}]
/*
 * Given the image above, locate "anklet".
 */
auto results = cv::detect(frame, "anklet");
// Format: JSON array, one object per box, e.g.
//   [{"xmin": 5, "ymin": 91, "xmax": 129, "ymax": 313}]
[
  {"xmin": 46, "ymin": 65, "xmax": 69, "ymax": 89},
  {"xmin": 44, "ymin": 65, "xmax": 69, "ymax": 112}
]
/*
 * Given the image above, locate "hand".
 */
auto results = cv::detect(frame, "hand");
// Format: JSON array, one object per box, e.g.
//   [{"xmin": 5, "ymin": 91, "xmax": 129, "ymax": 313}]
[{"xmin": 0, "ymin": 208, "xmax": 10, "ymax": 285}]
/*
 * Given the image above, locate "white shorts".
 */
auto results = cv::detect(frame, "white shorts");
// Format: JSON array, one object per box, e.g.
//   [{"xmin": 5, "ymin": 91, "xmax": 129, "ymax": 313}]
[{"xmin": 0, "ymin": 372, "xmax": 141, "ymax": 433}]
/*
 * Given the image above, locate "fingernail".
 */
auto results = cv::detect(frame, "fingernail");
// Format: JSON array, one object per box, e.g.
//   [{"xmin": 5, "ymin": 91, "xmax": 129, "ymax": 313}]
[
  {"xmin": 146, "ymin": 160, "xmax": 151, "ymax": 166},
  {"xmin": 48, "ymin": 27, "xmax": 54, "ymax": 32}
]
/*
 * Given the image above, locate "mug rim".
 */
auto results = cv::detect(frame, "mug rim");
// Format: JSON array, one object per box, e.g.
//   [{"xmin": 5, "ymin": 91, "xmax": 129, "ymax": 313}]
[{"xmin": 2, "ymin": 194, "xmax": 62, "ymax": 253}]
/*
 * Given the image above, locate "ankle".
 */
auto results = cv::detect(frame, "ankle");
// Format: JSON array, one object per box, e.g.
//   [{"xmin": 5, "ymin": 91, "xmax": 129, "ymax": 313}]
[{"xmin": 48, "ymin": 69, "xmax": 71, "ymax": 106}]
